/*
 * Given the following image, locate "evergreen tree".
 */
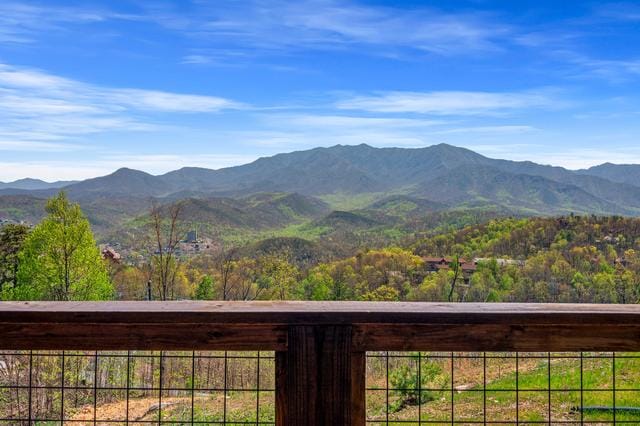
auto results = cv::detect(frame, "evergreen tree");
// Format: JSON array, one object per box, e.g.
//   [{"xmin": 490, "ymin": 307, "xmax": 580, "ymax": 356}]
[
  {"xmin": 195, "ymin": 275, "xmax": 215, "ymax": 300},
  {"xmin": 0, "ymin": 224, "xmax": 30, "ymax": 295}
]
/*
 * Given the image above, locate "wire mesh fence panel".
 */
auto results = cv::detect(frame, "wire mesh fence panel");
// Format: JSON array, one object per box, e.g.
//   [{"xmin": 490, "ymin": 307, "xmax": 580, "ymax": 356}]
[
  {"xmin": 0, "ymin": 350, "xmax": 275, "ymax": 425},
  {"xmin": 366, "ymin": 352, "xmax": 640, "ymax": 425}
]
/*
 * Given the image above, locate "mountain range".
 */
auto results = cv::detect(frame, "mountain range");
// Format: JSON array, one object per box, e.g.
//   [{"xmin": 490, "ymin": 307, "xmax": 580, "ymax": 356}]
[
  {"xmin": 0, "ymin": 178, "xmax": 77, "ymax": 191},
  {"xmin": 2, "ymin": 143, "xmax": 640, "ymax": 243}
]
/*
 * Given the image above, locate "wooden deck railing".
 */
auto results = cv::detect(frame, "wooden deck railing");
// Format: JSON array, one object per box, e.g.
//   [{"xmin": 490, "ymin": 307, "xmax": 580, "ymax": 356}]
[{"xmin": 2, "ymin": 301, "xmax": 640, "ymax": 425}]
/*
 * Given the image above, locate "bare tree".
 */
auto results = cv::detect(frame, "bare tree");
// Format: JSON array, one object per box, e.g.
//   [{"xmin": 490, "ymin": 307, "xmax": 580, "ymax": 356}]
[
  {"xmin": 211, "ymin": 243, "xmax": 264, "ymax": 301},
  {"xmin": 217, "ymin": 244, "xmax": 237, "ymax": 301},
  {"xmin": 448, "ymin": 255, "xmax": 461, "ymax": 302},
  {"xmin": 149, "ymin": 201, "xmax": 184, "ymax": 301},
  {"xmin": 234, "ymin": 258, "xmax": 264, "ymax": 301}
]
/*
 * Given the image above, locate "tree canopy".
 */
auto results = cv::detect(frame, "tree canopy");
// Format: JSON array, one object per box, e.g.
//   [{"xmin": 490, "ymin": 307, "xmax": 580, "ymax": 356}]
[
  {"xmin": 0, "ymin": 223, "xmax": 30, "ymax": 295},
  {"xmin": 7, "ymin": 192, "xmax": 113, "ymax": 301}
]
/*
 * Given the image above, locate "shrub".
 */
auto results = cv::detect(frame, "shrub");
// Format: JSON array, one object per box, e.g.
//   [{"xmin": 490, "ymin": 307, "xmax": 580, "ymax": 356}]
[{"xmin": 389, "ymin": 353, "xmax": 447, "ymax": 412}]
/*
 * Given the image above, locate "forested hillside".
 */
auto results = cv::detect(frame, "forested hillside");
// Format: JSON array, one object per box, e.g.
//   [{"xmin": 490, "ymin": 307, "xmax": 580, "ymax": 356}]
[
  {"xmin": 293, "ymin": 215, "xmax": 640, "ymax": 304},
  {"xmin": 97, "ymin": 216, "xmax": 640, "ymax": 304},
  {"xmin": 3, "ymin": 186, "xmax": 639, "ymax": 305}
]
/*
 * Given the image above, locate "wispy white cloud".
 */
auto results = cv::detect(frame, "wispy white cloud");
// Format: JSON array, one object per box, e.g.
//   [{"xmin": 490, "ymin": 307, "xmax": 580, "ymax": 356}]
[
  {"xmin": 0, "ymin": 153, "xmax": 259, "ymax": 181},
  {"xmin": 265, "ymin": 114, "xmax": 446, "ymax": 128},
  {"xmin": 336, "ymin": 90, "xmax": 559, "ymax": 115},
  {"xmin": 0, "ymin": 93, "xmax": 100, "ymax": 115},
  {"xmin": 108, "ymin": 89, "xmax": 241, "ymax": 112},
  {"xmin": 514, "ymin": 30, "xmax": 583, "ymax": 49},
  {"xmin": 0, "ymin": 2, "xmax": 135, "ymax": 44},
  {"xmin": 148, "ymin": 0, "xmax": 510, "ymax": 57},
  {"xmin": 0, "ymin": 63, "xmax": 242, "ymax": 152},
  {"xmin": 242, "ymin": 112, "xmax": 454, "ymax": 150},
  {"xmin": 0, "ymin": 64, "xmax": 240, "ymax": 113},
  {"xmin": 593, "ymin": 2, "xmax": 640, "ymax": 22},
  {"xmin": 181, "ymin": 54, "xmax": 214, "ymax": 65},
  {"xmin": 0, "ymin": 64, "xmax": 74, "ymax": 89},
  {"xmin": 569, "ymin": 55, "xmax": 640, "ymax": 82},
  {"xmin": 221, "ymin": 129, "xmax": 431, "ymax": 150},
  {"xmin": 433, "ymin": 125, "xmax": 538, "ymax": 135},
  {"xmin": 180, "ymin": 50, "xmax": 256, "ymax": 67},
  {"xmin": 0, "ymin": 140, "xmax": 81, "ymax": 152}
]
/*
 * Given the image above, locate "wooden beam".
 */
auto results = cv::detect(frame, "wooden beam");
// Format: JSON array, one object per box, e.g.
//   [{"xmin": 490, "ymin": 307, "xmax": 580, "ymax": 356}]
[
  {"xmin": 2, "ymin": 301, "xmax": 640, "ymax": 351},
  {"xmin": 0, "ymin": 322, "xmax": 287, "ymax": 350},
  {"xmin": 276, "ymin": 326, "xmax": 365, "ymax": 426},
  {"xmin": 353, "ymin": 323, "xmax": 640, "ymax": 352},
  {"xmin": 2, "ymin": 301, "xmax": 640, "ymax": 325}
]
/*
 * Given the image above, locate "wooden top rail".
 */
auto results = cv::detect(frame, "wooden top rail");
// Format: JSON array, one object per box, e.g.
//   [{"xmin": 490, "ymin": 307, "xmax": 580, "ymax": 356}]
[
  {"xmin": 3, "ymin": 300, "xmax": 640, "ymax": 322},
  {"xmin": 1, "ymin": 301, "xmax": 640, "ymax": 351}
]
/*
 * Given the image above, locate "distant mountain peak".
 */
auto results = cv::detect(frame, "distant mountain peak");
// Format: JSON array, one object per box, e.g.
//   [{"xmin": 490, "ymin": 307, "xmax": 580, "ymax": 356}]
[
  {"xmin": 589, "ymin": 161, "xmax": 634, "ymax": 169},
  {"xmin": 11, "ymin": 178, "xmax": 46, "ymax": 184},
  {"xmin": 432, "ymin": 142, "xmax": 456, "ymax": 148},
  {"xmin": 579, "ymin": 162, "xmax": 640, "ymax": 186},
  {"xmin": 111, "ymin": 167, "xmax": 152, "ymax": 176}
]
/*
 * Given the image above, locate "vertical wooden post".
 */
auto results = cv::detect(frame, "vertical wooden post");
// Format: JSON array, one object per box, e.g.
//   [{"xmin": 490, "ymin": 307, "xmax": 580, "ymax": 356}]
[{"xmin": 276, "ymin": 325, "xmax": 366, "ymax": 426}]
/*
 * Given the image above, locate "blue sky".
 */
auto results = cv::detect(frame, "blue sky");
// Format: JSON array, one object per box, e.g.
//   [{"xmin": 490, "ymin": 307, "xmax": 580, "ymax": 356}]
[{"xmin": 1, "ymin": 0, "xmax": 640, "ymax": 181}]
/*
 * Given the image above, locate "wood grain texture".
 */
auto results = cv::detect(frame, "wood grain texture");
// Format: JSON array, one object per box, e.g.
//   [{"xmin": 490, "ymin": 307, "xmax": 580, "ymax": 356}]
[
  {"xmin": 275, "ymin": 351, "xmax": 287, "ymax": 426},
  {"xmin": 276, "ymin": 325, "xmax": 365, "ymax": 426},
  {"xmin": 0, "ymin": 323, "xmax": 287, "ymax": 350},
  {"xmin": 353, "ymin": 323, "xmax": 640, "ymax": 352},
  {"xmin": 2, "ymin": 301, "xmax": 640, "ymax": 351},
  {"xmin": 350, "ymin": 351, "xmax": 366, "ymax": 426},
  {"xmin": 2, "ymin": 301, "xmax": 640, "ymax": 325}
]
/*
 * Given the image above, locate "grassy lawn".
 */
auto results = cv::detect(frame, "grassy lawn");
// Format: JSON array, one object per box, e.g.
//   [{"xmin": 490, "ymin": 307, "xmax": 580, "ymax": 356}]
[{"xmin": 366, "ymin": 352, "xmax": 640, "ymax": 424}]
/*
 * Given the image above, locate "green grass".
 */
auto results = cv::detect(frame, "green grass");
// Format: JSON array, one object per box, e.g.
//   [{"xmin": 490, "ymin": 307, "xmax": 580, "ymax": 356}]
[
  {"xmin": 150, "ymin": 392, "xmax": 275, "ymax": 423},
  {"xmin": 367, "ymin": 353, "xmax": 640, "ymax": 424}
]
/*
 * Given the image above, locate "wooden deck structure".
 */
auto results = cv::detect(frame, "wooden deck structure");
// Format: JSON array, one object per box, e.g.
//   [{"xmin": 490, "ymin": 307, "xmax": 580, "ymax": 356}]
[{"xmin": 2, "ymin": 301, "xmax": 640, "ymax": 425}]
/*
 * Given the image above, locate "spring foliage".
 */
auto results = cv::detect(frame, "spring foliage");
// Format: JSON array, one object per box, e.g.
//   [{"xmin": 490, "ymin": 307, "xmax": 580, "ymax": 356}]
[{"xmin": 5, "ymin": 192, "xmax": 112, "ymax": 301}]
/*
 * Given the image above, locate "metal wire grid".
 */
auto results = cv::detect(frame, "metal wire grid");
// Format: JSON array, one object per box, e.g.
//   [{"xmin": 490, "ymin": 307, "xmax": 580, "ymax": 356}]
[
  {"xmin": 366, "ymin": 352, "xmax": 640, "ymax": 425},
  {"xmin": 0, "ymin": 350, "xmax": 276, "ymax": 425},
  {"xmin": 3, "ymin": 350, "xmax": 640, "ymax": 424}
]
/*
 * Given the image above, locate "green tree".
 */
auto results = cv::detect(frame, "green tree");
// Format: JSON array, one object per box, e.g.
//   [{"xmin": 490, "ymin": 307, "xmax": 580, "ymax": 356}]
[
  {"xmin": 256, "ymin": 255, "xmax": 299, "ymax": 300},
  {"xmin": 298, "ymin": 265, "xmax": 334, "ymax": 300},
  {"xmin": 195, "ymin": 275, "xmax": 215, "ymax": 300},
  {"xmin": 409, "ymin": 270, "xmax": 450, "ymax": 301},
  {"xmin": 591, "ymin": 272, "xmax": 617, "ymax": 303},
  {"xmin": 360, "ymin": 285, "xmax": 399, "ymax": 301},
  {"xmin": 0, "ymin": 224, "xmax": 30, "ymax": 295},
  {"xmin": 12, "ymin": 192, "xmax": 113, "ymax": 301},
  {"xmin": 468, "ymin": 267, "xmax": 499, "ymax": 302}
]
